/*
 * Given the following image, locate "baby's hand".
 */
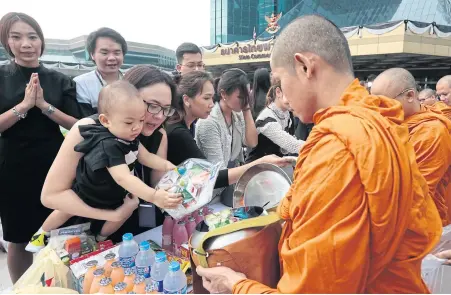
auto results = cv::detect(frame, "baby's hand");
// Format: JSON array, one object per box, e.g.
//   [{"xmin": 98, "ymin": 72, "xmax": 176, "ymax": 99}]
[{"xmin": 165, "ymin": 161, "xmax": 177, "ymax": 172}]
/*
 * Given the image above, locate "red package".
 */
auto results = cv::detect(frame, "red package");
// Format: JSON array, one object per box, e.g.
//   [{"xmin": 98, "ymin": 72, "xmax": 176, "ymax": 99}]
[{"xmin": 69, "ymin": 240, "xmax": 114, "ymax": 265}]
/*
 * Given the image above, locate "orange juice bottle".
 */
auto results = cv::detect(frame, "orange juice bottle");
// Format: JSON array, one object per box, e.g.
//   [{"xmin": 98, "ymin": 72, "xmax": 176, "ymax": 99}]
[
  {"xmin": 98, "ymin": 277, "xmax": 114, "ymax": 294},
  {"xmin": 110, "ymin": 261, "xmax": 125, "ymax": 287},
  {"xmin": 132, "ymin": 276, "xmax": 146, "ymax": 294},
  {"xmin": 103, "ymin": 253, "xmax": 116, "ymax": 277},
  {"xmin": 123, "ymin": 268, "xmax": 136, "ymax": 293},
  {"xmin": 113, "ymin": 282, "xmax": 128, "ymax": 294},
  {"xmin": 82, "ymin": 260, "xmax": 98, "ymax": 294},
  {"xmin": 90, "ymin": 268, "xmax": 106, "ymax": 294}
]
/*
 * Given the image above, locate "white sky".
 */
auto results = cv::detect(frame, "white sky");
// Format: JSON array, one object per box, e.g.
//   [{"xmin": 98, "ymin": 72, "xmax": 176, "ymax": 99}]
[{"xmin": 0, "ymin": 0, "xmax": 211, "ymax": 51}]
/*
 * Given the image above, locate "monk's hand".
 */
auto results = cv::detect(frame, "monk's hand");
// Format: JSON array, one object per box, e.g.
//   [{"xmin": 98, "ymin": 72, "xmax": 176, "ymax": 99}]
[
  {"xmin": 435, "ymin": 250, "xmax": 451, "ymax": 264},
  {"xmin": 258, "ymin": 154, "xmax": 293, "ymax": 167},
  {"xmin": 196, "ymin": 266, "xmax": 246, "ymax": 294}
]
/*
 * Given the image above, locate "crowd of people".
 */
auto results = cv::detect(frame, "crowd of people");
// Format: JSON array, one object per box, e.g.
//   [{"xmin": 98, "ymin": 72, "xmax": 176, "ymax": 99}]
[{"xmin": 2, "ymin": 9, "xmax": 451, "ymax": 294}]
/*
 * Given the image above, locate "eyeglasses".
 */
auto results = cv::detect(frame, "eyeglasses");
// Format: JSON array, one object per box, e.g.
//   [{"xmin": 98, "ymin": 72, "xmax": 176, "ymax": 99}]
[
  {"xmin": 143, "ymin": 101, "xmax": 175, "ymax": 117},
  {"xmin": 182, "ymin": 62, "xmax": 205, "ymax": 69},
  {"xmin": 394, "ymin": 88, "xmax": 415, "ymax": 99}
]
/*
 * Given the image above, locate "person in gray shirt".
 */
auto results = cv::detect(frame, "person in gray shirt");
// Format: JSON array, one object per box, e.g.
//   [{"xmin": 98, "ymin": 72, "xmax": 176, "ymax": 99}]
[{"xmin": 74, "ymin": 28, "xmax": 126, "ymax": 117}]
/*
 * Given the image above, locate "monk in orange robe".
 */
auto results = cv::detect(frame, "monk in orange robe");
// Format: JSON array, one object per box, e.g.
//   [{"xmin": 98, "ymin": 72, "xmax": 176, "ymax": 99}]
[
  {"xmin": 371, "ymin": 68, "xmax": 451, "ymax": 226},
  {"xmin": 429, "ymin": 100, "xmax": 451, "ymax": 122},
  {"xmin": 419, "ymin": 88, "xmax": 437, "ymax": 106},
  {"xmin": 436, "ymin": 75, "xmax": 451, "ymax": 106},
  {"xmin": 196, "ymin": 15, "xmax": 442, "ymax": 294}
]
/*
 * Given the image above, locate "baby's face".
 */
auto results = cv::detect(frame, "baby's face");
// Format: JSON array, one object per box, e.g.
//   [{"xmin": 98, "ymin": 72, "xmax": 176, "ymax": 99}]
[{"xmin": 106, "ymin": 99, "xmax": 146, "ymax": 141}]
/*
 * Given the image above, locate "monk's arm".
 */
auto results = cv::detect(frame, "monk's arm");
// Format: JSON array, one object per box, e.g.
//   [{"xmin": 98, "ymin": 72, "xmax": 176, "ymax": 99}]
[{"xmin": 233, "ymin": 134, "xmax": 370, "ymax": 294}]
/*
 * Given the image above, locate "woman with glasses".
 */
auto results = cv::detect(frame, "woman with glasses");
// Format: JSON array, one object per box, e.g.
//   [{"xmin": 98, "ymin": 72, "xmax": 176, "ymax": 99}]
[
  {"xmin": 166, "ymin": 71, "xmax": 290, "ymax": 203},
  {"xmin": 40, "ymin": 65, "xmax": 180, "ymax": 242}
]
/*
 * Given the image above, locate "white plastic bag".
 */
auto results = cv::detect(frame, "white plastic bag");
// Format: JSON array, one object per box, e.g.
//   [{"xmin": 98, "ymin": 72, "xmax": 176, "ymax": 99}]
[
  {"xmin": 422, "ymin": 225, "xmax": 451, "ymax": 293},
  {"xmin": 156, "ymin": 158, "xmax": 221, "ymax": 219}
]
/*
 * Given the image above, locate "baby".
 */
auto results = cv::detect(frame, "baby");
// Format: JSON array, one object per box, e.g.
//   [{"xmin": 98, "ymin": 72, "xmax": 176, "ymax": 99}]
[{"xmin": 26, "ymin": 81, "xmax": 178, "ymax": 252}]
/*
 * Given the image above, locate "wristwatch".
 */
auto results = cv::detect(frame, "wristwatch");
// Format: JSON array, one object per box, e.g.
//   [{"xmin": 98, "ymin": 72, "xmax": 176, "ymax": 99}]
[
  {"xmin": 12, "ymin": 107, "xmax": 27, "ymax": 120},
  {"xmin": 43, "ymin": 104, "xmax": 55, "ymax": 116}
]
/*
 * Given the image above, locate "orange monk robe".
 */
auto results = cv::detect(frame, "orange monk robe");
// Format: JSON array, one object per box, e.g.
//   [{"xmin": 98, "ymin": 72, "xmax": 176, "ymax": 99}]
[
  {"xmin": 233, "ymin": 80, "xmax": 442, "ymax": 294},
  {"xmin": 429, "ymin": 101, "xmax": 451, "ymax": 122},
  {"xmin": 404, "ymin": 106, "xmax": 451, "ymax": 226}
]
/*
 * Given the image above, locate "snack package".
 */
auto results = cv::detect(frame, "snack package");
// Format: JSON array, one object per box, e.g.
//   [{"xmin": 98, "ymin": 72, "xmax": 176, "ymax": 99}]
[
  {"xmin": 156, "ymin": 158, "xmax": 221, "ymax": 219},
  {"xmin": 204, "ymin": 207, "xmax": 255, "ymax": 230},
  {"xmin": 70, "ymin": 245, "xmax": 120, "ymax": 293}
]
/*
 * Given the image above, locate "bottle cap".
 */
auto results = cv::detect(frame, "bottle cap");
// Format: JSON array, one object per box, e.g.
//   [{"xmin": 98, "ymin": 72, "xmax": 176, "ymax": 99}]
[
  {"xmin": 155, "ymin": 251, "xmax": 167, "ymax": 263},
  {"xmin": 177, "ymin": 220, "xmax": 186, "ymax": 226},
  {"xmin": 139, "ymin": 241, "xmax": 150, "ymax": 251},
  {"xmin": 134, "ymin": 275, "xmax": 145, "ymax": 284},
  {"xmin": 111, "ymin": 261, "xmax": 121, "ymax": 268},
  {"xmin": 99, "ymin": 277, "xmax": 112, "ymax": 287},
  {"xmin": 122, "ymin": 233, "xmax": 133, "ymax": 241},
  {"xmin": 124, "ymin": 267, "xmax": 135, "ymax": 276},
  {"xmin": 177, "ymin": 167, "xmax": 187, "ymax": 175},
  {"xmin": 104, "ymin": 253, "xmax": 116, "ymax": 260},
  {"xmin": 93, "ymin": 268, "xmax": 105, "ymax": 277},
  {"xmin": 169, "ymin": 261, "xmax": 180, "ymax": 272},
  {"xmin": 114, "ymin": 282, "xmax": 127, "ymax": 292},
  {"xmin": 145, "ymin": 284, "xmax": 152, "ymax": 293},
  {"xmin": 86, "ymin": 260, "xmax": 98, "ymax": 268}
]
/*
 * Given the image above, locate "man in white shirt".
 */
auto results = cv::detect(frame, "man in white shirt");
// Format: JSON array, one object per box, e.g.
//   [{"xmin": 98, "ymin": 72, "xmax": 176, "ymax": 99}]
[
  {"xmin": 74, "ymin": 27, "xmax": 127, "ymax": 117},
  {"xmin": 175, "ymin": 42, "xmax": 205, "ymax": 76}
]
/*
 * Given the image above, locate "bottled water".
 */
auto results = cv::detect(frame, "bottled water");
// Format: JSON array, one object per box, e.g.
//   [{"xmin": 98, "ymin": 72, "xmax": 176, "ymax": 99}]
[
  {"xmin": 163, "ymin": 261, "xmax": 187, "ymax": 294},
  {"xmin": 135, "ymin": 241, "xmax": 155, "ymax": 283},
  {"xmin": 151, "ymin": 252, "xmax": 169, "ymax": 293},
  {"xmin": 118, "ymin": 233, "xmax": 139, "ymax": 271}
]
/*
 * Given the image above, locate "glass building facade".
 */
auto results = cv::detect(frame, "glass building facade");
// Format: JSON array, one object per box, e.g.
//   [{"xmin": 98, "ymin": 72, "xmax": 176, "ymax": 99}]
[{"xmin": 211, "ymin": 0, "xmax": 451, "ymax": 44}]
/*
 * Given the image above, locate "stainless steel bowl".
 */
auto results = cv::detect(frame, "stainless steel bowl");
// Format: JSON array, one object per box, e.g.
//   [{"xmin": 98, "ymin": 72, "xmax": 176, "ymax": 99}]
[{"xmin": 233, "ymin": 163, "xmax": 292, "ymax": 210}]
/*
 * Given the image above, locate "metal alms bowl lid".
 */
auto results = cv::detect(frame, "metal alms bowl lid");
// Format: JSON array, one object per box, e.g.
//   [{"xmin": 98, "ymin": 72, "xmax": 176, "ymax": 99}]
[{"xmin": 233, "ymin": 163, "xmax": 292, "ymax": 210}]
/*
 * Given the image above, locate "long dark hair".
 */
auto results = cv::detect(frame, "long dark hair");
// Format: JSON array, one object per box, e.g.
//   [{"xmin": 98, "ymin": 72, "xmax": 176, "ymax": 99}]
[
  {"xmin": 168, "ymin": 70, "xmax": 214, "ymax": 123},
  {"xmin": 216, "ymin": 68, "xmax": 250, "ymax": 108},
  {"xmin": 252, "ymin": 68, "xmax": 270, "ymax": 118},
  {"xmin": 123, "ymin": 65, "xmax": 177, "ymax": 105}
]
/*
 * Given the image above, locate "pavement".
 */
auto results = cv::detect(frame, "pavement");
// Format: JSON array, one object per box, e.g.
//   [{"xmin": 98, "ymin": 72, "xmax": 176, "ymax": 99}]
[{"xmin": 0, "ymin": 251, "xmax": 12, "ymax": 291}]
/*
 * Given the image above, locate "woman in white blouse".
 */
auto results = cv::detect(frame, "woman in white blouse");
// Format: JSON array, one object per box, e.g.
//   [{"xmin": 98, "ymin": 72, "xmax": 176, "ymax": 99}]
[{"xmin": 246, "ymin": 80, "xmax": 305, "ymax": 163}]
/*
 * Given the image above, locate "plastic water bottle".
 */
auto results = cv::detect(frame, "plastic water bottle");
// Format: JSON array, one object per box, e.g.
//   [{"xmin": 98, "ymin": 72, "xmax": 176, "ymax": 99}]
[
  {"xmin": 151, "ymin": 252, "xmax": 169, "ymax": 293},
  {"xmin": 135, "ymin": 241, "xmax": 155, "ymax": 284},
  {"xmin": 119, "ymin": 233, "xmax": 139, "ymax": 271},
  {"xmin": 163, "ymin": 261, "xmax": 187, "ymax": 294}
]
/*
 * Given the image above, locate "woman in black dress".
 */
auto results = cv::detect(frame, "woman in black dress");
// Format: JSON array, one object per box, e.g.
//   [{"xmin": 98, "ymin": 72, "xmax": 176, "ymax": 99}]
[
  {"xmin": 0, "ymin": 12, "xmax": 81, "ymax": 282},
  {"xmin": 40, "ymin": 65, "xmax": 178, "ymax": 243}
]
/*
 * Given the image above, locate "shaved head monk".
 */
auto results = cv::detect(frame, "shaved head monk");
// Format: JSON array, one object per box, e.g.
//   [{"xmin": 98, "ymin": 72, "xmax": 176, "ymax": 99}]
[
  {"xmin": 197, "ymin": 15, "xmax": 442, "ymax": 293},
  {"xmin": 437, "ymin": 75, "xmax": 451, "ymax": 105},
  {"xmin": 419, "ymin": 88, "xmax": 437, "ymax": 106},
  {"xmin": 372, "ymin": 68, "xmax": 451, "ymax": 226}
]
